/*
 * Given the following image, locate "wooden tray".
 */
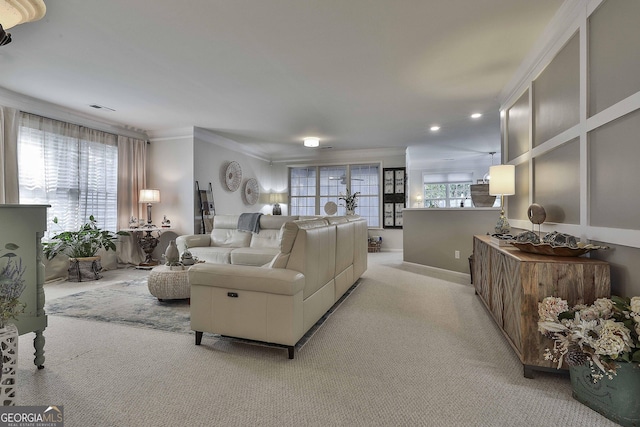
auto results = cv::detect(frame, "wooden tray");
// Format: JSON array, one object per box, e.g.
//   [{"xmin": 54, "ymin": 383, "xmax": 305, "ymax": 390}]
[{"xmin": 509, "ymin": 241, "xmax": 606, "ymax": 257}]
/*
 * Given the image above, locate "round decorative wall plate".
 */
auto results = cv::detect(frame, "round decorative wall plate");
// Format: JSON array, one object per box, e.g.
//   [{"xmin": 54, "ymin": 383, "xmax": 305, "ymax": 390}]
[
  {"xmin": 225, "ymin": 161, "xmax": 242, "ymax": 192},
  {"xmin": 244, "ymin": 178, "xmax": 259, "ymax": 205},
  {"xmin": 324, "ymin": 201, "xmax": 338, "ymax": 215}
]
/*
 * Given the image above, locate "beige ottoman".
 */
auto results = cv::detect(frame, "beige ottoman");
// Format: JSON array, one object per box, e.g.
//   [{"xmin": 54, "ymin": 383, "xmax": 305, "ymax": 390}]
[{"xmin": 147, "ymin": 265, "xmax": 191, "ymax": 301}]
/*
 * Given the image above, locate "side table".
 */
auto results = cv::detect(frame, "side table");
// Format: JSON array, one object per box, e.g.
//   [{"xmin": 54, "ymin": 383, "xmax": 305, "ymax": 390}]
[{"xmin": 121, "ymin": 227, "xmax": 172, "ymax": 268}]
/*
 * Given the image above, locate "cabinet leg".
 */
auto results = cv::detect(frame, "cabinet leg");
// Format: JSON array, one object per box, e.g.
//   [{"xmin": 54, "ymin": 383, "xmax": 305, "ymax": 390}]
[
  {"xmin": 195, "ymin": 331, "xmax": 203, "ymax": 345},
  {"xmin": 288, "ymin": 346, "xmax": 295, "ymax": 359},
  {"xmin": 523, "ymin": 365, "xmax": 535, "ymax": 379},
  {"xmin": 33, "ymin": 330, "xmax": 45, "ymax": 369}
]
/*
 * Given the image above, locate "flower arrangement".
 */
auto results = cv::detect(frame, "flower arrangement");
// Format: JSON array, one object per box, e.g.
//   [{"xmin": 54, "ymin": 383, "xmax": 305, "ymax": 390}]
[
  {"xmin": 0, "ymin": 242, "xmax": 26, "ymax": 329},
  {"xmin": 338, "ymin": 189, "xmax": 360, "ymax": 213},
  {"xmin": 538, "ymin": 295, "xmax": 640, "ymax": 382}
]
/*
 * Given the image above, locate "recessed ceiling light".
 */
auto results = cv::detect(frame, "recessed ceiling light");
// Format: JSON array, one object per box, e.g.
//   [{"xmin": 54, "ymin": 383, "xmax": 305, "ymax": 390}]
[
  {"xmin": 430, "ymin": 125, "xmax": 440, "ymax": 132},
  {"xmin": 471, "ymin": 113, "xmax": 482, "ymax": 119},
  {"xmin": 303, "ymin": 137, "xmax": 320, "ymax": 147}
]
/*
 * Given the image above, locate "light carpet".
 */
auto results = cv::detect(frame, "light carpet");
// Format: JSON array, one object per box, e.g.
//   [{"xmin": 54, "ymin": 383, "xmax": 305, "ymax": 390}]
[
  {"xmin": 17, "ymin": 253, "xmax": 616, "ymax": 427},
  {"xmin": 45, "ymin": 277, "xmax": 192, "ymax": 334}
]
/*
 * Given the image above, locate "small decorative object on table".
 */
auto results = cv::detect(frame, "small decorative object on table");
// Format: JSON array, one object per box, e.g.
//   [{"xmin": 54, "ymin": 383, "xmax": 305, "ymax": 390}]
[
  {"xmin": 164, "ymin": 240, "xmax": 180, "ymax": 266},
  {"xmin": 538, "ymin": 296, "xmax": 640, "ymax": 426},
  {"xmin": 161, "ymin": 215, "xmax": 171, "ymax": 228},
  {"xmin": 510, "ymin": 230, "xmax": 608, "ymax": 257},
  {"xmin": 0, "ymin": 241, "xmax": 27, "ymax": 406},
  {"xmin": 339, "ymin": 189, "xmax": 360, "ymax": 215}
]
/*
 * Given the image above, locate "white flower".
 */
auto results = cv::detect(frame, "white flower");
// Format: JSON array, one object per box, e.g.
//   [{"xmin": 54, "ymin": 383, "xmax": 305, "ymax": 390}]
[
  {"xmin": 593, "ymin": 298, "xmax": 614, "ymax": 318},
  {"xmin": 592, "ymin": 320, "xmax": 632, "ymax": 357},
  {"xmin": 631, "ymin": 296, "xmax": 640, "ymax": 314},
  {"xmin": 538, "ymin": 297, "xmax": 569, "ymax": 322}
]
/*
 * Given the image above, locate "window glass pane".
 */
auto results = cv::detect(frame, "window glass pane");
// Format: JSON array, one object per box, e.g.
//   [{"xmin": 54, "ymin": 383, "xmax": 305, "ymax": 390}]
[
  {"xmin": 18, "ymin": 113, "xmax": 118, "ymax": 238},
  {"xmin": 290, "ymin": 164, "xmax": 380, "ymax": 226}
]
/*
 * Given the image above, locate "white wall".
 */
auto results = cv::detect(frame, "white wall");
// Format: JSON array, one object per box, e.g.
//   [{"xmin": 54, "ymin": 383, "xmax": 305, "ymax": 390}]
[
  {"xmin": 147, "ymin": 130, "xmax": 195, "ymax": 236},
  {"xmin": 194, "ymin": 128, "xmax": 280, "ymax": 218}
]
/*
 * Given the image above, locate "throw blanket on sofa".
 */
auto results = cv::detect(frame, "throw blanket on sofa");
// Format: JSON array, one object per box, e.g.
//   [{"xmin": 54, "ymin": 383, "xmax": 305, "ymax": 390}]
[{"xmin": 237, "ymin": 213, "xmax": 262, "ymax": 234}]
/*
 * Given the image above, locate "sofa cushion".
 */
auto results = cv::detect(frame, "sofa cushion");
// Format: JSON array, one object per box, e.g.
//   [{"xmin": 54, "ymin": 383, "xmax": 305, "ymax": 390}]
[
  {"xmin": 249, "ymin": 229, "xmax": 281, "ymax": 249},
  {"xmin": 211, "ymin": 229, "xmax": 251, "ymax": 247},
  {"xmin": 189, "ymin": 247, "xmax": 233, "ymax": 264},
  {"xmin": 230, "ymin": 247, "xmax": 279, "ymax": 266}
]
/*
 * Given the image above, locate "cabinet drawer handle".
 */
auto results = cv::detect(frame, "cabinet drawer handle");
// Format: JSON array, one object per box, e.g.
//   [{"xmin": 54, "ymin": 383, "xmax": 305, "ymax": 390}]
[{"xmin": 227, "ymin": 292, "xmax": 238, "ymax": 298}]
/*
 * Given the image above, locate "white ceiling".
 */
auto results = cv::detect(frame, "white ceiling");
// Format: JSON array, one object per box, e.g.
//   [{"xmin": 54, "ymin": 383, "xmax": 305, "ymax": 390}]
[{"xmin": 0, "ymin": 0, "xmax": 562, "ymax": 163}]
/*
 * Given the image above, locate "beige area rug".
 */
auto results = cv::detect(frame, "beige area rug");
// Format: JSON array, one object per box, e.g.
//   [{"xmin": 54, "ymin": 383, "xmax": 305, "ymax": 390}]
[{"xmin": 16, "ymin": 253, "xmax": 616, "ymax": 427}]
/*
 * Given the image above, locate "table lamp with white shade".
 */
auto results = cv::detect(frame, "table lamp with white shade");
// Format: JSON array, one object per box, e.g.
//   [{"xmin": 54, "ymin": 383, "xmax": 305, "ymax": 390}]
[
  {"xmin": 269, "ymin": 192, "xmax": 287, "ymax": 215},
  {"xmin": 139, "ymin": 189, "xmax": 161, "ymax": 226},
  {"xmin": 489, "ymin": 165, "xmax": 515, "ymax": 234}
]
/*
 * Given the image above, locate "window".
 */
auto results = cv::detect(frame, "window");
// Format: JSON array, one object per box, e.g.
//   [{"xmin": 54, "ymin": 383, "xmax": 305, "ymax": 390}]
[
  {"xmin": 290, "ymin": 164, "xmax": 380, "ymax": 227},
  {"xmin": 17, "ymin": 113, "xmax": 118, "ymax": 238},
  {"xmin": 422, "ymin": 172, "xmax": 472, "ymax": 208}
]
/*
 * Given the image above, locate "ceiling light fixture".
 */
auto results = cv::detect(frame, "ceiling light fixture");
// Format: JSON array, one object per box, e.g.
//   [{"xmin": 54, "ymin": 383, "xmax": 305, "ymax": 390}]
[
  {"xmin": 0, "ymin": 0, "xmax": 46, "ymax": 29},
  {"xmin": 430, "ymin": 126, "xmax": 440, "ymax": 132},
  {"xmin": 0, "ymin": 0, "xmax": 46, "ymax": 46},
  {"xmin": 303, "ymin": 137, "xmax": 320, "ymax": 148},
  {"xmin": 471, "ymin": 113, "xmax": 482, "ymax": 119}
]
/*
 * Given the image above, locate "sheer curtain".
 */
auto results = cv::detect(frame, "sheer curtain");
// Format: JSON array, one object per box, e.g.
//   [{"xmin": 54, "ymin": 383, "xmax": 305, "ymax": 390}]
[
  {"xmin": 18, "ymin": 113, "xmax": 118, "ymax": 234},
  {"xmin": 117, "ymin": 135, "xmax": 147, "ymax": 265},
  {"xmin": 0, "ymin": 106, "xmax": 19, "ymax": 203}
]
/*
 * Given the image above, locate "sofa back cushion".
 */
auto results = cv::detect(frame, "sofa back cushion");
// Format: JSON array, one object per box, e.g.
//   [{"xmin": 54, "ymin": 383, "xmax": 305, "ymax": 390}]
[
  {"xmin": 211, "ymin": 215, "xmax": 251, "ymax": 247},
  {"xmin": 282, "ymin": 219, "xmax": 335, "ymax": 299},
  {"xmin": 249, "ymin": 215, "xmax": 298, "ymax": 249}
]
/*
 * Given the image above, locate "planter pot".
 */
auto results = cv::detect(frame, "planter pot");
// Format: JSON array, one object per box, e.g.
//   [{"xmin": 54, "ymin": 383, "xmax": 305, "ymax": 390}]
[
  {"xmin": 68, "ymin": 256, "xmax": 102, "ymax": 282},
  {"xmin": 570, "ymin": 362, "xmax": 640, "ymax": 427},
  {"xmin": 0, "ymin": 323, "xmax": 18, "ymax": 406},
  {"xmin": 470, "ymin": 184, "xmax": 496, "ymax": 207}
]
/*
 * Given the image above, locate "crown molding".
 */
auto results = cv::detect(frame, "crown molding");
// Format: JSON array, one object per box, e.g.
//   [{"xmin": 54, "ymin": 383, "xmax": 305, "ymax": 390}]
[
  {"xmin": 193, "ymin": 127, "xmax": 271, "ymax": 162},
  {"xmin": 0, "ymin": 86, "xmax": 148, "ymax": 140}
]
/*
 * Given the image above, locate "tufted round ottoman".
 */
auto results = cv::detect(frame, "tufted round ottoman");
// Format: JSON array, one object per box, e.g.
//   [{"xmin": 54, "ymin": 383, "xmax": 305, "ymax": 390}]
[{"xmin": 147, "ymin": 265, "xmax": 191, "ymax": 301}]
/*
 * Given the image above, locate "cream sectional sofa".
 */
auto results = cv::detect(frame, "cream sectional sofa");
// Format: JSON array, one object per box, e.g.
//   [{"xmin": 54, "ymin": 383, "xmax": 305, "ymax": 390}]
[
  {"xmin": 176, "ymin": 215, "xmax": 299, "ymax": 266},
  {"xmin": 188, "ymin": 215, "xmax": 368, "ymax": 358}
]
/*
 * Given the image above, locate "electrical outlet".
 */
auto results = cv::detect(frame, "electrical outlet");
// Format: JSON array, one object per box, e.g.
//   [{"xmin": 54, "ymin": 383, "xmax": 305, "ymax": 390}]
[{"xmin": 455, "ymin": 250, "xmax": 460, "ymax": 259}]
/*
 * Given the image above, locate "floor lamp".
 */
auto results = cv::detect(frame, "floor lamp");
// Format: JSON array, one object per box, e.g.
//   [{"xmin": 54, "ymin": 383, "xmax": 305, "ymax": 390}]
[{"xmin": 489, "ymin": 165, "xmax": 515, "ymax": 235}]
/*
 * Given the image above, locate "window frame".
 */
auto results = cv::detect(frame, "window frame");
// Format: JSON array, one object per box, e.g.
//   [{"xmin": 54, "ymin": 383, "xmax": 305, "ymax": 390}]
[{"xmin": 289, "ymin": 163, "xmax": 381, "ymax": 227}]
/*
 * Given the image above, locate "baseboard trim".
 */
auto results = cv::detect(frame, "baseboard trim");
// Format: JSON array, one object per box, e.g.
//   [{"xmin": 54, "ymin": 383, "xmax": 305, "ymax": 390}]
[{"xmin": 401, "ymin": 261, "xmax": 471, "ymax": 286}]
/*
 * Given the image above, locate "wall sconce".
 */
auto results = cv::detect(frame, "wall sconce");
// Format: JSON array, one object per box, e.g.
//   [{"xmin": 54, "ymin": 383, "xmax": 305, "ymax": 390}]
[
  {"xmin": 489, "ymin": 165, "xmax": 515, "ymax": 234},
  {"xmin": 269, "ymin": 193, "xmax": 287, "ymax": 215},
  {"xmin": 139, "ymin": 189, "xmax": 161, "ymax": 226}
]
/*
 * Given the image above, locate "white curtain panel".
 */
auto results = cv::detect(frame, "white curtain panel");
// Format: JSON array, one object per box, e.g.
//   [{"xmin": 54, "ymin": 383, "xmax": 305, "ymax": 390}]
[{"xmin": 0, "ymin": 106, "xmax": 19, "ymax": 204}]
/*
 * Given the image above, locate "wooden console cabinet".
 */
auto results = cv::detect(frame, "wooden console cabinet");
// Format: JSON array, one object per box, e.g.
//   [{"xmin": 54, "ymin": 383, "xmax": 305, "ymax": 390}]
[{"xmin": 473, "ymin": 235, "xmax": 610, "ymax": 378}]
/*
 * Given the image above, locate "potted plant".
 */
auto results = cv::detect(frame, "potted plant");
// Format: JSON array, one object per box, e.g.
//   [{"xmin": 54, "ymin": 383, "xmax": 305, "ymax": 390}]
[
  {"xmin": 43, "ymin": 216, "xmax": 129, "ymax": 282},
  {"xmin": 538, "ymin": 296, "xmax": 640, "ymax": 426},
  {"xmin": 339, "ymin": 189, "xmax": 360, "ymax": 215}
]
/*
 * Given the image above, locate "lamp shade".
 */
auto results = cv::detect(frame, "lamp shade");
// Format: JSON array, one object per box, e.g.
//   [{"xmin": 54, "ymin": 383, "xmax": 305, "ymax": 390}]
[
  {"xmin": 269, "ymin": 193, "xmax": 287, "ymax": 204},
  {"xmin": 0, "ymin": 0, "xmax": 46, "ymax": 30},
  {"xmin": 489, "ymin": 165, "xmax": 515, "ymax": 196},
  {"xmin": 139, "ymin": 189, "xmax": 160, "ymax": 204}
]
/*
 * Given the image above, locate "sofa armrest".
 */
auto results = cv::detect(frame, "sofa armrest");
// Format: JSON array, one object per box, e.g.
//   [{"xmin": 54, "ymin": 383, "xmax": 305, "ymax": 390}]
[
  {"xmin": 188, "ymin": 263, "xmax": 305, "ymax": 296},
  {"xmin": 176, "ymin": 234, "xmax": 212, "ymax": 252}
]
